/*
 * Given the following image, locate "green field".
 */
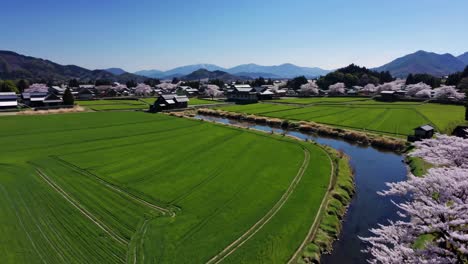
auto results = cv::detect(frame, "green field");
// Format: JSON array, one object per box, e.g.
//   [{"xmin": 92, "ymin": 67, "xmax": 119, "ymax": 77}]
[
  {"xmin": 0, "ymin": 111, "xmax": 332, "ymax": 263},
  {"xmin": 77, "ymin": 100, "xmax": 148, "ymax": 111},
  {"xmin": 215, "ymin": 101, "xmax": 465, "ymax": 136},
  {"xmin": 270, "ymin": 97, "xmax": 371, "ymax": 105},
  {"xmin": 139, "ymin": 97, "xmax": 221, "ymax": 106}
]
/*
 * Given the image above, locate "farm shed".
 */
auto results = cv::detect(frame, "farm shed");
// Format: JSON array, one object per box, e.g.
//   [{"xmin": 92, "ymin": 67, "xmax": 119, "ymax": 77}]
[
  {"xmin": 0, "ymin": 92, "xmax": 18, "ymax": 108},
  {"xmin": 380, "ymin": 90, "xmax": 397, "ymax": 101},
  {"xmin": 150, "ymin": 94, "xmax": 189, "ymax": 112},
  {"xmin": 414, "ymin": 125, "xmax": 435, "ymax": 139}
]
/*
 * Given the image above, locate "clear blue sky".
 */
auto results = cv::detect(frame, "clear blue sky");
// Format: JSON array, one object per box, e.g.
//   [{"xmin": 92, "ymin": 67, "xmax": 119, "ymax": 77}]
[{"xmin": 2, "ymin": 0, "xmax": 468, "ymax": 72}]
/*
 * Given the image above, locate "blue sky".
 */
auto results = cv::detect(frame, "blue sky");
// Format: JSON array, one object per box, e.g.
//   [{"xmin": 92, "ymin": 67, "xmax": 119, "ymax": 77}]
[{"xmin": 2, "ymin": 0, "xmax": 468, "ymax": 72}]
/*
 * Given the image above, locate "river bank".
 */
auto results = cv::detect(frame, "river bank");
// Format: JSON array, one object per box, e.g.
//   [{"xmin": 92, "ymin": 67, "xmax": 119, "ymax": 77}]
[{"xmin": 170, "ymin": 111, "xmax": 407, "ymax": 263}]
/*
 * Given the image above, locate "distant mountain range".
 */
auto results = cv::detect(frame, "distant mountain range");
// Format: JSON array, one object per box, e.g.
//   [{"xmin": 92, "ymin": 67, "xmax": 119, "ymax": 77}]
[
  {"xmin": 2, "ymin": 50, "xmax": 468, "ymax": 83},
  {"xmin": 135, "ymin": 63, "xmax": 330, "ymax": 79},
  {"xmin": 0, "ymin": 51, "xmax": 147, "ymax": 82},
  {"xmin": 103, "ymin": 67, "xmax": 127, "ymax": 75},
  {"xmin": 458, "ymin": 52, "xmax": 468, "ymax": 65},
  {"xmin": 374, "ymin": 50, "xmax": 467, "ymax": 78}
]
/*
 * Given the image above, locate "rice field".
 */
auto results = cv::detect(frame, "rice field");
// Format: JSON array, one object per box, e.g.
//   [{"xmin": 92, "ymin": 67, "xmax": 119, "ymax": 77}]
[
  {"xmin": 0, "ymin": 111, "xmax": 332, "ymax": 263},
  {"xmin": 139, "ymin": 97, "xmax": 222, "ymax": 106},
  {"xmin": 215, "ymin": 101, "xmax": 465, "ymax": 136},
  {"xmin": 77, "ymin": 100, "xmax": 148, "ymax": 111}
]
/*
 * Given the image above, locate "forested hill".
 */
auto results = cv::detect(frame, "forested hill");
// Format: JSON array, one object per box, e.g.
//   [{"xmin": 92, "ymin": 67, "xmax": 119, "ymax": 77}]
[
  {"xmin": 316, "ymin": 64, "xmax": 393, "ymax": 89},
  {"xmin": 0, "ymin": 50, "xmax": 147, "ymax": 82}
]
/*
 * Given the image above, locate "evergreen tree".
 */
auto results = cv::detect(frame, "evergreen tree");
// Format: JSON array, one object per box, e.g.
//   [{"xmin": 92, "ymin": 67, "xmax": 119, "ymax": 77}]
[
  {"xmin": 63, "ymin": 88, "xmax": 74, "ymax": 105},
  {"xmin": 68, "ymin": 79, "xmax": 79, "ymax": 88},
  {"xmin": 16, "ymin": 79, "xmax": 29, "ymax": 92},
  {"xmin": 0, "ymin": 80, "xmax": 19, "ymax": 93},
  {"xmin": 126, "ymin": 80, "xmax": 137, "ymax": 88},
  {"xmin": 406, "ymin": 74, "xmax": 415, "ymax": 85},
  {"xmin": 465, "ymin": 90, "xmax": 468, "ymax": 121}
]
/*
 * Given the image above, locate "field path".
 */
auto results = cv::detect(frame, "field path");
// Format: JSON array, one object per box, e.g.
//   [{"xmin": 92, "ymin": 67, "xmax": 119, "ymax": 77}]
[
  {"xmin": 206, "ymin": 148, "xmax": 311, "ymax": 264},
  {"xmin": 286, "ymin": 146, "xmax": 335, "ymax": 264},
  {"xmin": 34, "ymin": 168, "xmax": 129, "ymax": 246}
]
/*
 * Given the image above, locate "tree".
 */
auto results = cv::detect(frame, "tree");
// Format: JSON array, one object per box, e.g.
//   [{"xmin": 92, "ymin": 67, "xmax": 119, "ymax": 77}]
[
  {"xmin": 465, "ymin": 90, "xmax": 468, "ymax": 121},
  {"xmin": 144, "ymin": 78, "xmax": 160, "ymax": 87},
  {"xmin": 411, "ymin": 133, "xmax": 468, "ymax": 168},
  {"xmin": 433, "ymin": 86, "xmax": 465, "ymax": 101},
  {"xmin": 361, "ymin": 167, "xmax": 468, "ymax": 264},
  {"xmin": 361, "ymin": 134, "xmax": 468, "ymax": 264},
  {"xmin": 406, "ymin": 82, "xmax": 431, "ymax": 97},
  {"xmin": 204, "ymin": 85, "xmax": 222, "ymax": 99},
  {"xmin": 16, "ymin": 79, "xmax": 29, "ymax": 92},
  {"xmin": 0, "ymin": 80, "xmax": 19, "ymax": 93},
  {"xmin": 68, "ymin": 79, "xmax": 79, "ymax": 88},
  {"xmin": 298, "ymin": 82, "xmax": 319, "ymax": 96},
  {"xmin": 287, "ymin": 76, "xmax": 308, "ymax": 90},
  {"xmin": 209, "ymin": 79, "xmax": 225, "ymax": 88},
  {"xmin": 126, "ymin": 80, "xmax": 137, "ymax": 88},
  {"xmin": 328, "ymin": 82, "xmax": 346, "ymax": 94},
  {"xmin": 414, "ymin": 89, "xmax": 432, "ymax": 98},
  {"xmin": 62, "ymin": 88, "xmax": 74, "ymax": 105},
  {"xmin": 252, "ymin": 77, "xmax": 266, "ymax": 87},
  {"xmin": 458, "ymin": 77, "xmax": 468, "ymax": 92},
  {"xmin": 171, "ymin": 77, "xmax": 180, "ymax": 84},
  {"xmin": 405, "ymin": 73, "xmax": 415, "ymax": 85},
  {"xmin": 95, "ymin": 79, "xmax": 111, "ymax": 86}
]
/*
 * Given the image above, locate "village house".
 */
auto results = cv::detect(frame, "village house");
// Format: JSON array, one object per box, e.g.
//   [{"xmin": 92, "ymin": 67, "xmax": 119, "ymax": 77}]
[
  {"xmin": 226, "ymin": 84, "xmax": 258, "ymax": 103},
  {"xmin": 150, "ymin": 94, "xmax": 189, "ymax": 112},
  {"xmin": 254, "ymin": 87, "xmax": 274, "ymax": 100},
  {"xmin": 0, "ymin": 92, "xmax": 18, "ymax": 108},
  {"xmin": 42, "ymin": 94, "xmax": 63, "ymax": 106},
  {"xmin": 77, "ymin": 88, "xmax": 96, "ymax": 100},
  {"xmin": 49, "ymin": 86, "xmax": 66, "ymax": 95}
]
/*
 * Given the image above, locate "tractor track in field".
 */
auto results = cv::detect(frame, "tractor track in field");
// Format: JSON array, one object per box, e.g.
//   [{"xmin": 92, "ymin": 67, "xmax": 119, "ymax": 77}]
[
  {"xmin": 206, "ymin": 148, "xmax": 311, "ymax": 264},
  {"xmin": 287, "ymin": 145, "xmax": 335, "ymax": 264},
  {"xmin": 34, "ymin": 167, "xmax": 129, "ymax": 246},
  {"xmin": 52, "ymin": 156, "xmax": 174, "ymax": 217}
]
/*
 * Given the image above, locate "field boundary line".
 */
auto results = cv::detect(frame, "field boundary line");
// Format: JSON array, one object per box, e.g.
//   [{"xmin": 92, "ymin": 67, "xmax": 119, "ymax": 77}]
[
  {"xmin": 51, "ymin": 156, "xmax": 174, "ymax": 217},
  {"xmin": 413, "ymin": 108, "xmax": 440, "ymax": 132},
  {"xmin": 206, "ymin": 147, "xmax": 311, "ymax": 264},
  {"xmin": 33, "ymin": 167, "xmax": 129, "ymax": 245},
  {"xmin": 286, "ymin": 145, "xmax": 335, "ymax": 264}
]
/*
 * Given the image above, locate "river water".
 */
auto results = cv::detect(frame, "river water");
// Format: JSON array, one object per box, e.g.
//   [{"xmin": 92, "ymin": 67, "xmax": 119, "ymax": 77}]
[{"xmin": 195, "ymin": 115, "xmax": 408, "ymax": 263}]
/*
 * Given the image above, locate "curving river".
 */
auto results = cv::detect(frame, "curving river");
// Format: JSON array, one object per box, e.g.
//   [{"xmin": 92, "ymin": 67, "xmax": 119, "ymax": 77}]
[{"xmin": 195, "ymin": 115, "xmax": 408, "ymax": 263}]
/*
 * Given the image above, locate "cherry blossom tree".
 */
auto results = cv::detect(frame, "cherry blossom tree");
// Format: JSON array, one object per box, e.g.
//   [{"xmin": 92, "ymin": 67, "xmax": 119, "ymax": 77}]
[
  {"xmin": 361, "ymin": 134, "xmax": 468, "ymax": 263},
  {"xmin": 361, "ymin": 167, "xmax": 468, "ymax": 264},
  {"xmin": 376, "ymin": 79, "xmax": 406, "ymax": 92},
  {"xmin": 362, "ymin": 83, "xmax": 377, "ymax": 94},
  {"xmin": 24, "ymin": 83, "xmax": 49, "ymax": 93},
  {"xmin": 134, "ymin": 83, "xmax": 152, "ymax": 96},
  {"xmin": 204, "ymin": 84, "xmax": 223, "ymax": 98},
  {"xmin": 406, "ymin": 82, "xmax": 431, "ymax": 97},
  {"xmin": 433, "ymin": 86, "xmax": 465, "ymax": 101},
  {"xmin": 329, "ymin": 82, "xmax": 346, "ymax": 94},
  {"xmin": 414, "ymin": 89, "xmax": 432, "ymax": 98},
  {"xmin": 299, "ymin": 81, "xmax": 319, "ymax": 96},
  {"xmin": 411, "ymin": 133, "xmax": 468, "ymax": 169},
  {"xmin": 156, "ymin": 82, "xmax": 178, "ymax": 91}
]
